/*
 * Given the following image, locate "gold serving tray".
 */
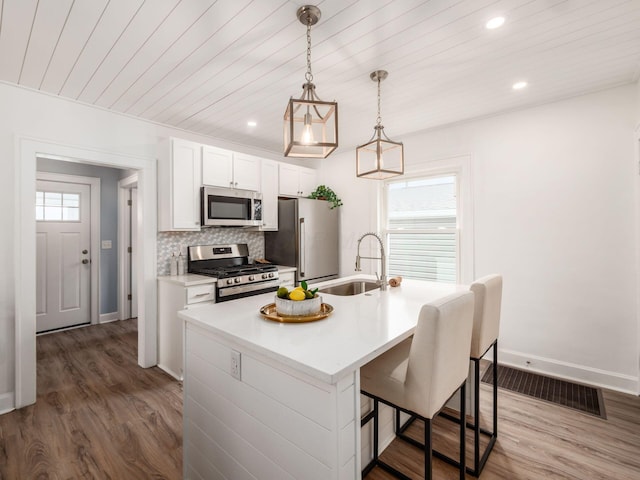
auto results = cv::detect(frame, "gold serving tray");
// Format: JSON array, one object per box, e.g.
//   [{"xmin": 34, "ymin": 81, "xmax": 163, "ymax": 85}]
[{"xmin": 260, "ymin": 303, "xmax": 334, "ymax": 323}]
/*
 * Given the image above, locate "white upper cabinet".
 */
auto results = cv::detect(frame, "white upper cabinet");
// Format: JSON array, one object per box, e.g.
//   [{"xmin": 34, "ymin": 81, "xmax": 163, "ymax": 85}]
[
  {"xmin": 201, "ymin": 146, "xmax": 233, "ymax": 188},
  {"xmin": 298, "ymin": 167, "xmax": 317, "ymax": 197},
  {"xmin": 233, "ymin": 153, "xmax": 261, "ymax": 191},
  {"xmin": 260, "ymin": 159, "xmax": 279, "ymax": 231},
  {"xmin": 279, "ymin": 164, "xmax": 318, "ymax": 197},
  {"xmin": 158, "ymin": 138, "xmax": 202, "ymax": 232},
  {"xmin": 202, "ymin": 146, "xmax": 260, "ymax": 191}
]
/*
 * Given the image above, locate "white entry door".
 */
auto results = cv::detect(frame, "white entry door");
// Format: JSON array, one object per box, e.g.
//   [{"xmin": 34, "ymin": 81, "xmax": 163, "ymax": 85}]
[{"xmin": 36, "ymin": 180, "xmax": 91, "ymax": 333}]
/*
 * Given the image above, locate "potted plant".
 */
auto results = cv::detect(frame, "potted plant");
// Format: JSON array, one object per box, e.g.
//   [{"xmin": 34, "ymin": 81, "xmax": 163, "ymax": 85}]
[{"xmin": 308, "ymin": 185, "xmax": 343, "ymax": 209}]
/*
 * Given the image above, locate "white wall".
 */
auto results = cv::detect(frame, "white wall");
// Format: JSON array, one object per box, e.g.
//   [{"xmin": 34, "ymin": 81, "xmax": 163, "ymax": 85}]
[
  {"xmin": 321, "ymin": 84, "xmax": 639, "ymax": 393},
  {"xmin": 0, "ymin": 81, "xmax": 283, "ymax": 409}
]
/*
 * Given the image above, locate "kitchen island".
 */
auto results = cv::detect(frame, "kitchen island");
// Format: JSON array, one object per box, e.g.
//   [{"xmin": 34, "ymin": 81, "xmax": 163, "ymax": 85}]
[{"xmin": 178, "ymin": 275, "xmax": 468, "ymax": 480}]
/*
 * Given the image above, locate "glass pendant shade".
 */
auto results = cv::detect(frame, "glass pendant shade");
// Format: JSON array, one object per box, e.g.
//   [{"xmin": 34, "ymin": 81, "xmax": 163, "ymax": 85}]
[
  {"xmin": 284, "ymin": 5, "xmax": 338, "ymax": 159},
  {"xmin": 284, "ymin": 83, "xmax": 338, "ymax": 158},
  {"xmin": 356, "ymin": 70, "xmax": 404, "ymax": 179}
]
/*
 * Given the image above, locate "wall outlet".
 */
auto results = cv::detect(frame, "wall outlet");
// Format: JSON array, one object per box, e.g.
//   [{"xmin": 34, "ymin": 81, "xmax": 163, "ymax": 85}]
[{"xmin": 230, "ymin": 350, "xmax": 241, "ymax": 380}]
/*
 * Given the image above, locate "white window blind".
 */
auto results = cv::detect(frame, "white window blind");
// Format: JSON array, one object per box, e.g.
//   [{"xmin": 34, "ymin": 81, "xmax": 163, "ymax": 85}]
[{"xmin": 384, "ymin": 175, "xmax": 458, "ymax": 283}]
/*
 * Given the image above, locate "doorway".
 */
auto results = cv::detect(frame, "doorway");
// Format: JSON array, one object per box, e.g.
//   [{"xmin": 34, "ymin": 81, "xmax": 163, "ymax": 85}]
[
  {"xmin": 15, "ymin": 138, "xmax": 158, "ymax": 409},
  {"xmin": 36, "ymin": 176, "xmax": 96, "ymax": 333},
  {"xmin": 119, "ymin": 174, "xmax": 138, "ymax": 321}
]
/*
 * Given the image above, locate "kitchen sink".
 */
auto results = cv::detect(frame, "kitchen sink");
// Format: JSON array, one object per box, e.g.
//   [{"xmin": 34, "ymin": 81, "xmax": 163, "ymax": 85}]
[{"xmin": 319, "ymin": 280, "xmax": 380, "ymax": 296}]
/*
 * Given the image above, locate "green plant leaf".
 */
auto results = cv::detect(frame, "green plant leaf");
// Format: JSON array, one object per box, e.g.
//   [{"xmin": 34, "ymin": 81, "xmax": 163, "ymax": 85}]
[{"xmin": 301, "ymin": 280, "xmax": 308, "ymax": 290}]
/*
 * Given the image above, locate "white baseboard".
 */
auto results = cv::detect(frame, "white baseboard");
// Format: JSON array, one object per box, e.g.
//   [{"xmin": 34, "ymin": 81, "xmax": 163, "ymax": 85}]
[
  {"xmin": 158, "ymin": 363, "xmax": 183, "ymax": 381},
  {"xmin": 99, "ymin": 312, "xmax": 119, "ymax": 324},
  {"xmin": 0, "ymin": 392, "xmax": 15, "ymax": 415},
  {"xmin": 499, "ymin": 348, "xmax": 639, "ymax": 395}
]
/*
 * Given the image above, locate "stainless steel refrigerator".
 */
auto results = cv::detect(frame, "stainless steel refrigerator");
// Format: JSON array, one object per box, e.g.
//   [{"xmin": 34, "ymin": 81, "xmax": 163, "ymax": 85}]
[{"xmin": 265, "ymin": 197, "xmax": 339, "ymax": 284}]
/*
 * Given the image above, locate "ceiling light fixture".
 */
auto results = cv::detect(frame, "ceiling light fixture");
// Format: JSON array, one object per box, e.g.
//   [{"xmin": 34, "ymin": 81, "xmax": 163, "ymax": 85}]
[
  {"xmin": 356, "ymin": 70, "xmax": 404, "ymax": 180},
  {"xmin": 247, "ymin": 120, "xmax": 257, "ymax": 127},
  {"xmin": 512, "ymin": 81, "xmax": 528, "ymax": 90},
  {"xmin": 284, "ymin": 5, "xmax": 338, "ymax": 159},
  {"xmin": 486, "ymin": 16, "xmax": 505, "ymax": 29}
]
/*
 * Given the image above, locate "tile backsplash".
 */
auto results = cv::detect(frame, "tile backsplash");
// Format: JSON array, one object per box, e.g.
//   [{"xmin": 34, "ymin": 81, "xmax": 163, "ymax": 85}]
[{"xmin": 157, "ymin": 229, "xmax": 264, "ymax": 275}]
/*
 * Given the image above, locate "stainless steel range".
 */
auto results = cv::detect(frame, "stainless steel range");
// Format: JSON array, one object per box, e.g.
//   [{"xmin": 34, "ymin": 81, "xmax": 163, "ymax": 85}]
[{"xmin": 187, "ymin": 244, "xmax": 279, "ymax": 302}]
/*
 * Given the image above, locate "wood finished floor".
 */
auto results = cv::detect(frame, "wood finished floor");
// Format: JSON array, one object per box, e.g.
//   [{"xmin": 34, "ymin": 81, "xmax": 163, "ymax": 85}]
[
  {"xmin": 367, "ymin": 379, "xmax": 640, "ymax": 480},
  {"xmin": 1, "ymin": 321, "xmax": 639, "ymax": 479},
  {"xmin": 0, "ymin": 319, "xmax": 182, "ymax": 480}
]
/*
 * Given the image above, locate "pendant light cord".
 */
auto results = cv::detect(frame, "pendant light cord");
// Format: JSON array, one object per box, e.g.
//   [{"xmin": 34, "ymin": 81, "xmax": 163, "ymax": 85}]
[
  {"xmin": 305, "ymin": 22, "xmax": 314, "ymax": 83},
  {"xmin": 376, "ymin": 77, "xmax": 382, "ymax": 126}
]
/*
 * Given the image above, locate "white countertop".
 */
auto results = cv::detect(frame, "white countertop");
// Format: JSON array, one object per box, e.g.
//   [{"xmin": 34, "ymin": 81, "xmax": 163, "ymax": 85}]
[
  {"xmin": 178, "ymin": 275, "xmax": 468, "ymax": 384},
  {"xmin": 157, "ymin": 273, "xmax": 217, "ymax": 286}
]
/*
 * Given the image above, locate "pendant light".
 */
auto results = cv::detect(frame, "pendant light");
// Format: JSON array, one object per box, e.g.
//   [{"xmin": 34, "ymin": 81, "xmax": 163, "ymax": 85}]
[
  {"xmin": 356, "ymin": 70, "xmax": 404, "ymax": 179},
  {"xmin": 284, "ymin": 5, "xmax": 338, "ymax": 158}
]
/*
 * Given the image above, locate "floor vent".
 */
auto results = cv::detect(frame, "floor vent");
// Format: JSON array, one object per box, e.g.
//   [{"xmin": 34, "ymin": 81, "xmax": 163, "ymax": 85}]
[{"xmin": 482, "ymin": 363, "xmax": 605, "ymax": 418}]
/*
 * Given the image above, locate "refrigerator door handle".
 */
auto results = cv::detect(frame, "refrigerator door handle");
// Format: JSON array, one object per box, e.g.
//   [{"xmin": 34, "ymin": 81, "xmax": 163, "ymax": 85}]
[{"xmin": 299, "ymin": 217, "xmax": 305, "ymax": 278}]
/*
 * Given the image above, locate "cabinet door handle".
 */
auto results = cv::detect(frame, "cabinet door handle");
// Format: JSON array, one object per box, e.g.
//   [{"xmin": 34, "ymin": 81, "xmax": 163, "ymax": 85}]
[{"xmin": 192, "ymin": 292, "xmax": 210, "ymax": 297}]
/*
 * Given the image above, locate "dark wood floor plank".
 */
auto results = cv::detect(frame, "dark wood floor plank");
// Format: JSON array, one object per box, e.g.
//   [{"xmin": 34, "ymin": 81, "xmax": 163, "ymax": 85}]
[{"xmin": 0, "ymin": 320, "xmax": 182, "ymax": 480}]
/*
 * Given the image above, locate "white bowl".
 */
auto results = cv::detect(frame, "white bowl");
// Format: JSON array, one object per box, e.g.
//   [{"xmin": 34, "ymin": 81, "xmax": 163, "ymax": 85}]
[{"xmin": 275, "ymin": 295, "xmax": 322, "ymax": 317}]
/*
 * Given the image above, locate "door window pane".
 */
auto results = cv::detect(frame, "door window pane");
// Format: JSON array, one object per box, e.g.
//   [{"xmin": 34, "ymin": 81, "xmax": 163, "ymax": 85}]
[{"xmin": 36, "ymin": 191, "xmax": 80, "ymax": 222}]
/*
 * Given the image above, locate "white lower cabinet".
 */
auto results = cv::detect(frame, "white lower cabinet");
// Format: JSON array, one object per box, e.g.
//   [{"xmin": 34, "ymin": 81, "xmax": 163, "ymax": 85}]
[
  {"xmin": 158, "ymin": 277, "xmax": 216, "ymax": 380},
  {"xmin": 278, "ymin": 269, "xmax": 296, "ymax": 287}
]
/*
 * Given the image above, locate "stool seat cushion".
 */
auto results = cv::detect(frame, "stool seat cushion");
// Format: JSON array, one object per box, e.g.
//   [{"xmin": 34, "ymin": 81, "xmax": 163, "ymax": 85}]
[
  {"xmin": 361, "ymin": 291, "xmax": 474, "ymax": 420},
  {"xmin": 360, "ymin": 337, "xmax": 412, "ymax": 412}
]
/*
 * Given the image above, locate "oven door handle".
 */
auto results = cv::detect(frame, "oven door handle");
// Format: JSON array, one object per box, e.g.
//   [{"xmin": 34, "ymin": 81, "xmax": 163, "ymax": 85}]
[{"xmin": 217, "ymin": 279, "xmax": 281, "ymax": 298}]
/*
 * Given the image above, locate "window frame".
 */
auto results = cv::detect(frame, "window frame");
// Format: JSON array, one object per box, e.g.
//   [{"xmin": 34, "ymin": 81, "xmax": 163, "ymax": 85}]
[{"xmin": 379, "ymin": 155, "xmax": 474, "ymax": 284}]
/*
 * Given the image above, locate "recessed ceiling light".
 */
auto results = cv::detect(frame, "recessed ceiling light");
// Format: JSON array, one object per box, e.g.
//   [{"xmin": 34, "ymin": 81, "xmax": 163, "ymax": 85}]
[
  {"xmin": 512, "ymin": 81, "xmax": 528, "ymax": 90},
  {"xmin": 486, "ymin": 16, "xmax": 505, "ymax": 29},
  {"xmin": 247, "ymin": 121, "xmax": 257, "ymax": 127}
]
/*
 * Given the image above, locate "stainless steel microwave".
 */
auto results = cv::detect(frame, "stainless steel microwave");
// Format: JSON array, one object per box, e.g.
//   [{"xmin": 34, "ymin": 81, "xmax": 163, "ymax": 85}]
[{"xmin": 201, "ymin": 186, "xmax": 262, "ymax": 227}]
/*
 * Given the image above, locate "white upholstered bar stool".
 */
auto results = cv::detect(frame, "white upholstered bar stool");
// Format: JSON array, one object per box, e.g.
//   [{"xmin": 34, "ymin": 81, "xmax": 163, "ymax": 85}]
[
  {"xmin": 437, "ymin": 274, "xmax": 503, "ymax": 476},
  {"xmin": 360, "ymin": 291, "xmax": 475, "ymax": 480},
  {"xmin": 468, "ymin": 274, "xmax": 502, "ymax": 476}
]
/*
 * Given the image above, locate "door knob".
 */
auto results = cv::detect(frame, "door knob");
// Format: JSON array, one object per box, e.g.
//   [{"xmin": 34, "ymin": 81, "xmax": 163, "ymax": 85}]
[
  {"xmin": 82, "ymin": 249, "xmax": 88, "ymax": 254},
  {"xmin": 82, "ymin": 259, "xmax": 89, "ymax": 264}
]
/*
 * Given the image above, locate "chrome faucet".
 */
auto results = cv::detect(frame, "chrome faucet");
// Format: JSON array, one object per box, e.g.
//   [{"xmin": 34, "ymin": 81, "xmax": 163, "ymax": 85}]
[{"xmin": 355, "ymin": 232, "xmax": 387, "ymax": 291}]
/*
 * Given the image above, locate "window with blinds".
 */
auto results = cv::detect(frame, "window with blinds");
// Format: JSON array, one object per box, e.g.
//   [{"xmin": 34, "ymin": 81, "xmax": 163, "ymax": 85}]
[{"xmin": 384, "ymin": 175, "xmax": 458, "ymax": 283}]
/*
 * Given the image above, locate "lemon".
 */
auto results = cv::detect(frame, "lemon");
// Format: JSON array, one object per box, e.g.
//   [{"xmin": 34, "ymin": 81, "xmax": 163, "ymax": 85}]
[
  {"xmin": 288, "ymin": 289, "xmax": 306, "ymax": 301},
  {"xmin": 277, "ymin": 287, "xmax": 289, "ymax": 299},
  {"xmin": 294, "ymin": 286, "xmax": 304, "ymax": 291},
  {"xmin": 304, "ymin": 290, "xmax": 314, "ymax": 299}
]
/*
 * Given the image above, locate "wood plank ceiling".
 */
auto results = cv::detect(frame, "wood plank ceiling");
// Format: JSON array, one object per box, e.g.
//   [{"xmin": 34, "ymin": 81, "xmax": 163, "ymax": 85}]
[{"xmin": 0, "ymin": 0, "xmax": 639, "ymax": 155}]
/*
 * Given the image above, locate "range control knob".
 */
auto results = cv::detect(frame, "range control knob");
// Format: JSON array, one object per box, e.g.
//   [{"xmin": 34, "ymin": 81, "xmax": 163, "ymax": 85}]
[
  {"xmin": 248, "ymin": 275, "xmax": 255, "ymax": 281},
  {"xmin": 234, "ymin": 277, "xmax": 242, "ymax": 284},
  {"xmin": 261, "ymin": 273, "xmax": 268, "ymax": 279},
  {"xmin": 268, "ymin": 272, "xmax": 274, "ymax": 278},
  {"xmin": 226, "ymin": 279, "xmax": 233, "ymax": 285}
]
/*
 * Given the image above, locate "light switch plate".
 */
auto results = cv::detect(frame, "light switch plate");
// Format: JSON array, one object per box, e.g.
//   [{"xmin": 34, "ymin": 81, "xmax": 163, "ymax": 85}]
[{"xmin": 101, "ymin": 240, "xmax": 112, "ymax": 249}]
